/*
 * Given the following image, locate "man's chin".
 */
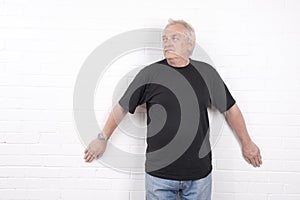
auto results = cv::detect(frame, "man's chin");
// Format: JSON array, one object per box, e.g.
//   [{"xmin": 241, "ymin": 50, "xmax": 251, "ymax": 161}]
[{"xmin": 164, "ymin": 51, "xmax": 178, "ymax": 59}]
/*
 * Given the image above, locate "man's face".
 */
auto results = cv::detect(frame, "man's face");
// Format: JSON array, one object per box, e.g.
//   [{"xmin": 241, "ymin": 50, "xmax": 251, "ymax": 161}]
[{"xmin": 162, "ymin": 24, "xmax": 192, "ymax": 60}]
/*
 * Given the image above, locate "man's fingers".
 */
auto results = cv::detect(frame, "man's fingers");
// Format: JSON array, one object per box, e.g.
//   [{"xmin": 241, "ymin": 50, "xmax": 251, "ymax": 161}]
[
  {"xmin": 245, "ymin": 157, "xmax": 251, "ymax": 164},
  {"xmin": 244, "ymin": 154, "xmax": 258, "ymax": 167},
  {"xmin": 248, "ymin": 155, "xmax": 262, "ymax": 167},
  {"xmin": 86, "ymin": 153, "xmax": 94, "ymax": 162},
  {"xmin": 258, "ymin": 153, "xmax": 263, "ymax": 164},
  {"xmin": 251, "ymin": 158, "xmax": 258, "ymax": 167},
  {"xmin": 255, "ymin": 154, "xmax": 263, "ymax": 167},
  {"xmin": 84, "ymin": 151, "xmax": 96, "ymax": 162},
  {"xmin": 249, "ymin": 157, "xmax": 256, "ymax": 167},
  {"xmin": 253, "ymin": 151, "xmax": 262, "ymax": 167},
  {"xmin": 84, "ymin": 152, "xmax": 90, "ymax": 161},
  {"xmin": 259, "ymin": 156, "xmax": 263, "ymax": 165},
  {"xmin": 254, "ymin": 157, "xmax": 260, "ymax": 167},
  {"xmin": 84, "ymin": 152, "xmax": 89, "ymax": 160},
  {"xmin": 87, "ymin": 155, "xmax": 94, "ymax": 162}
]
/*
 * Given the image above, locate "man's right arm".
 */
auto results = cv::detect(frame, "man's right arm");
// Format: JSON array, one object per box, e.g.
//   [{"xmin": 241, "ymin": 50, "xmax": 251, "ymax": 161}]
[
  {"xmin": 84, "ymin": 103, "xmax": 127, "ymax": 162},
  {"xmin": 102, "ymin": 103, "xmax": 127, "ymax": 139}
]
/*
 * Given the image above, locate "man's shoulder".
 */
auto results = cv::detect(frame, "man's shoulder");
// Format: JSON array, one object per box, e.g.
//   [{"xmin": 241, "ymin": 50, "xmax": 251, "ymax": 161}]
[
  {"xmin": 189, "ymin": 59, "xmax": 222, "ymax": 82},
  {"xmin": 148, "ymin": 59, "xmax": 167, "ymax": 68},
  {"xmin": 139, "ymin": 59, "xmax": 167, "ymax": 73},
  {"xmin": 190, "ymin": 59, "xmax": 217, "ymax": 72},
  {"xmin": 132, "ymin": 59, "xmax": 166, "ymax": 81}
]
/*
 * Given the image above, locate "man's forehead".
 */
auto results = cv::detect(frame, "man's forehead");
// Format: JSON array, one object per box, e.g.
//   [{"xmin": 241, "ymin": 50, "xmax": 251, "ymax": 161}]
[
  {"xmin": 162, "ymin": 29, "xmax": 185, "ymax": 37},
  {"xmin": 163, "ymin": 24, "xmax": 186, "ymax": 36}
]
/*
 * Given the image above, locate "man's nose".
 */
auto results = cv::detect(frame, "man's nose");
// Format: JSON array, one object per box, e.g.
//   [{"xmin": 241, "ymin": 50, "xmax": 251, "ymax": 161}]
[{"xmin": 163, "ymin": 39, "xmax": 173, "ymax": 48}]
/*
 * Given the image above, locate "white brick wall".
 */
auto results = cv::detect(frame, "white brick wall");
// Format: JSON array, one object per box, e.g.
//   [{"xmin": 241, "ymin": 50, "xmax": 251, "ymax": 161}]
[{"xmin": 0, "ymin": 0, "xmax": 300, "ymax": 199}]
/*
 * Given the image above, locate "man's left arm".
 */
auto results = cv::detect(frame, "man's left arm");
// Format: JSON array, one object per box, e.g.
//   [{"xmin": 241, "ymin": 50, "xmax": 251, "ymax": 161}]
[{"xmin": 225, "ymin": 103, "xmax": 263, "ymax": 167}]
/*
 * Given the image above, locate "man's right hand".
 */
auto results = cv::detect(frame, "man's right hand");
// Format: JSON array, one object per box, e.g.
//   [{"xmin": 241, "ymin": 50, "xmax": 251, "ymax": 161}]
[
  {"xmin": 84, "ymin": 138, "xmax": 107, "ymax": 162},
  {"xmin": 83, "ymin": 103, "xmax": 127, "ymax": 163}
]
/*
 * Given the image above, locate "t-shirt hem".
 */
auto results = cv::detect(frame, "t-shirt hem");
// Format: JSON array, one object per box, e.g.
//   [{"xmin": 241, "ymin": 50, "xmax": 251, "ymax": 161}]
[
  {"xmin": 118, "ymin": 99, "xmax": 134, "ymax": 114},
  {"xmin": 223, "ymin": 99, "xmax": 236, "ymax": 113},
  {"xmin": 146, "ymin": 166, "xmax": 213, "ymax": 181}
]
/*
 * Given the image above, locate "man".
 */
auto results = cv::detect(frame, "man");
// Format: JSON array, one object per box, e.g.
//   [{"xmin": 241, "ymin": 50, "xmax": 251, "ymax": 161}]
[{"xmin": 84, "ymin": 19, "xmax": 262, "ymax": 200}]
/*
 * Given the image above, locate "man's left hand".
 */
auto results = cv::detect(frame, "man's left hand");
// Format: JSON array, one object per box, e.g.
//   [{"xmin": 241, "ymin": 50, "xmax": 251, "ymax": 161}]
[{"xmin": 242, "ymin": 141, "xmax": 262, "ymax": 167}]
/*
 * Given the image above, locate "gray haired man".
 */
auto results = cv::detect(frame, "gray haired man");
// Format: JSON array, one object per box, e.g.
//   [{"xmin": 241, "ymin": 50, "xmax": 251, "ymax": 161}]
[{"xmin": 84, "ymin": 19, "xmax": 262, "ymax": 200}]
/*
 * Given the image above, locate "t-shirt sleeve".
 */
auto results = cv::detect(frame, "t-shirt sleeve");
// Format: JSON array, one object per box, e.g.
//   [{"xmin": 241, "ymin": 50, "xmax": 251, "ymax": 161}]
[
  {"xmin": 118, "ymin": 68, "xmax": 149, "ymax": 114},
  {"xmin": 209, "ymin": 69, "xmax": 236, "ymax": 113}
]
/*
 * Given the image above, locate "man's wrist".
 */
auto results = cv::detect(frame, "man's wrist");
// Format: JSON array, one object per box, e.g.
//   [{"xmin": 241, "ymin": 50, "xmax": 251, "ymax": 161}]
[
  {"xmin": 241, "ymin": 138, "xmax": 252, "ymax": 146},
  {"xmin": 97, "ymin": 132, "xmax": 109, "ymax": 141}
]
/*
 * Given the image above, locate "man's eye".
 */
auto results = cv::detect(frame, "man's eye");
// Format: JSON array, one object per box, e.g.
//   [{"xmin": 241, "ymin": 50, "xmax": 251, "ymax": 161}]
[{"xmin": 172, "ymin": 37, "xmax": 179, "ymax": 41}]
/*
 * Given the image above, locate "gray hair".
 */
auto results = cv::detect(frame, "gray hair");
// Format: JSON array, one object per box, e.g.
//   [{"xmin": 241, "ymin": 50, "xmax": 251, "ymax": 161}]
[{"xmin": 164, "ymin": 19, "xmax": 196, "ymax": 55}]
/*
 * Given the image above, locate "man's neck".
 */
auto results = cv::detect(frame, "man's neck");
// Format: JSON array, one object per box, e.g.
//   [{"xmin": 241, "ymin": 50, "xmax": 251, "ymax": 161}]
[{"xmin": 166, "ymin": 57, "xmax": 190, "ymax": 67}]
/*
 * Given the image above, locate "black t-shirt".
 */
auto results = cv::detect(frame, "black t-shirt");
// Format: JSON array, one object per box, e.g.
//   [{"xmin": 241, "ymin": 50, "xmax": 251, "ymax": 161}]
[{"xmin": 119, "ymin": 59, "xmax": 235, "ymax": 180}]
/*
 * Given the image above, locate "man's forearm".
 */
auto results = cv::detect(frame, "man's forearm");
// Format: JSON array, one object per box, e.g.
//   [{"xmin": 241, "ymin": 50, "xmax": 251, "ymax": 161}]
[
  {"xmin": 102, "ymin": 103, "xmax": 127, "ymax": 139},
  {"xmin": 225, "ymin": 103, "xmax": 251, "ymax": 145},
  {"xmin": 225, "ymin": 103, "xmax": 262, "ymax": 167}
]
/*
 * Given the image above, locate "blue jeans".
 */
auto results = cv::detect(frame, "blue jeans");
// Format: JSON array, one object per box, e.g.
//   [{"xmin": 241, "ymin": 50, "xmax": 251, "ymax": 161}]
[{"xmin": 145, "ymin": 172, "xmax": 212, "ymax": 200}]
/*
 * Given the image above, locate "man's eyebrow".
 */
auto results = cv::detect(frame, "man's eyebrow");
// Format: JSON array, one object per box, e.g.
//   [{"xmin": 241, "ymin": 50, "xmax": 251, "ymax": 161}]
[{"xmin": 162, "ymin": 33, "xmax": 182, "ymax": 37}]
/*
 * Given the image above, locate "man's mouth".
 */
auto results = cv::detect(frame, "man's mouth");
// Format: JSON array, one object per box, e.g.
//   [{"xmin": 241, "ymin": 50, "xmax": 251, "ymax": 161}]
[{"xmin": 164, "ymin": 49, "xmax": 175, "ymax": 52}]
